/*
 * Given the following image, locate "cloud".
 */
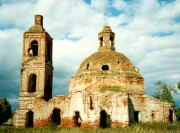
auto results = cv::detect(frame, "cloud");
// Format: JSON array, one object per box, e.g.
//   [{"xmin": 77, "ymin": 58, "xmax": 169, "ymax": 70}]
[{"xmin": 0, "ymin": 0, "xmax": 180, "ymax": 111}]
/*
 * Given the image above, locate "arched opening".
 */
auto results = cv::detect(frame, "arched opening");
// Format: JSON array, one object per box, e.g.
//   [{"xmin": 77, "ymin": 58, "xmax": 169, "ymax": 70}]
[
  {"xmin": 52, "ymin": 108, "xmax": 61, "ymax": 125},
  {"xmin": 27, "ymin": 110, "xmax": 33, "ymax": 127},
  {"xmin": 99, "ymin": 37, "xmax": 103, "ymax": 46},
  {"xmin": 134, "ymin": 111, "xmax": 139, "ymax": 122},
  {"xmin": 28, "ymin": 74, "xmax": 36, "ymax": 92},
  {"xmin": 31, "ymin": 40, "xmax": 38, "ymax": 56},
  {"xmin": 86, "ymin": 63, "xmax": 89, "ymax": 70},
  {"xmin": 73, "ymin": 111, "xmax": 81, "ymax": 127},
  {"xmin": 169, "ymin": 109, "xmax": 173, "ymax": 122},
  {"xmin": 110, "ymin": 37, "xmax": 114, "ymax": 46},
  {"xmin": 102, "ymin": 65, "xmax": 109, "ymax": 71},
  {"xmin": 100, "ymin": 109, "xmax": 111, "ymax": 128}
]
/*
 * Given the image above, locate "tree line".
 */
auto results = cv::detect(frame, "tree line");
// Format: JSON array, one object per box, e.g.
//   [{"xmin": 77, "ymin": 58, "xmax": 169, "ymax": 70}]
[
  {"xmin": 0, "ymin": 98, "xmax": 11, "ymax": 124},
  {"xmin": 152, "ymin": 81, "xmax": 180, "ymax": 121}
]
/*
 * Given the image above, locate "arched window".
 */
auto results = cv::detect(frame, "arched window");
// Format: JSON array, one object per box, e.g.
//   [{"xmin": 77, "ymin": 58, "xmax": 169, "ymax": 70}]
[
  {"xmin": 102, "ymin": 65, "xmax": 109, "ymax": 71},
  {"xmin": 28, "ymin": 74, "xmax": 36, "ymax": 92},
  {"xmin": 30, "ymin": 40, "xmax": 38, "ymax": 56},
  {"xmin": 110, "ymin": 37, "xmax": 114, "ymax": 46},
  {"xmin": 86, "ymin": 63, "xmax": 89, "ymax": 70},
  {"xmin": 99, "ymin": 37, "xmax": 103, "ymax": 46},
  {"xmin": 90, "ymin": 96, "xmax": 93, "ymax": 110}
]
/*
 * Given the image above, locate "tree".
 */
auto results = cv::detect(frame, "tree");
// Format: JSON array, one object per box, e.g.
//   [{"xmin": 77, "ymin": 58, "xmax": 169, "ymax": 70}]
[
  {"xmin": 177, "ymin": 81, "xmax": 180, "ymax": 90},
  {"xmin": 175, "ymin": 108, "xmax": 180, "ymax": 121},
  {"xmin": 0, "ymin": 98, "xmax": 12, "ymax": 124},
  {"xmin": 152, "ymin": 81, "xmax": 177, "ymax": 105}
]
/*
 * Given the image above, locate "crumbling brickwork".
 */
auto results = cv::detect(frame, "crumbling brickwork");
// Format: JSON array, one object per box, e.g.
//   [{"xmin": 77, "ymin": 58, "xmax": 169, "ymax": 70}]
[{"xmin": 13, "ymin": 15, "xmax": 175, "ymax": 129}]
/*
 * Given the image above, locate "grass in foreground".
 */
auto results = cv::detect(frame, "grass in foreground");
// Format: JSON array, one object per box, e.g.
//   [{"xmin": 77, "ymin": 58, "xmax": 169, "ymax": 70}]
[{"xmin": 0, "ymin": 122, "xmax": 180, "ymax": 133}]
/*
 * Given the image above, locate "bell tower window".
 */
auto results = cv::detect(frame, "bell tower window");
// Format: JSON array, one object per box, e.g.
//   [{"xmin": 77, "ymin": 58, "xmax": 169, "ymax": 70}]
[
  {"xmin": 99, "ymin": 37, "xmax": 103, "ymax": 46},
  {"xmin": 110, "ymin": 37, "xmax": 114, "ymax": 46},
  {"xmin": 30, "ymin": 40, "xmax": 38, "ymax": 56},
  {"xmin": 28, "ymin": 73, "xmax": 37, "ymax": 92}
]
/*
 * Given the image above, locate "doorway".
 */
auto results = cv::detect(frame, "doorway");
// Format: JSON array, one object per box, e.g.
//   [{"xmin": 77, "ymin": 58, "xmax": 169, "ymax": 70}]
[
  {"xmin": 52, "ymin": 108, "xmax": 61, "ymax": 125},
  {"xmin": 100, "ymin": 109, "xmax": 111, "ymax": 128},
  {"xmin": 169, "ymin": 109, "xmax": 173, "ymax": 122},
  {"xmin": 27, "ymin": 110, "xmax": 33, "ymax": 127},
  {"xmin": 134, "ymin": 111, "xmax": 139, "ymax": 122}
]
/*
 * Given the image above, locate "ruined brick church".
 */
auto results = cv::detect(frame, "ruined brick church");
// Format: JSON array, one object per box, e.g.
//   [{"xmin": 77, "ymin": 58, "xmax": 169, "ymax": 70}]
[{"xmin": 13, "ymin": 15, "xmax": 174, "ymax": 128}]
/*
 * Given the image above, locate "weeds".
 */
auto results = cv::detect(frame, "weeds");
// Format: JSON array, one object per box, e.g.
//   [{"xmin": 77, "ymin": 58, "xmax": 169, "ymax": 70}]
[
  {"xmin": 0, "ymin": 122, "xmax": 179, "ymax": 133},
  {"xmin": 99, "ymin": 86, "xmax": 124, "ymax": 92}
]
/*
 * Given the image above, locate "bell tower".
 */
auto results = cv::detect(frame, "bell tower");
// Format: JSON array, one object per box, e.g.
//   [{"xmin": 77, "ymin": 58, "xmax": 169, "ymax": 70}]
[
  {"xmin": 98, "ymin": 26, "xmax": 115, "ymax": 51},
  {"xmin": 20, "ymin": 14, "xmax": 53, "ymax": 101},
  {"xmin": 13, "ymin": 15, "xmax": 53, "ymax": 128}
]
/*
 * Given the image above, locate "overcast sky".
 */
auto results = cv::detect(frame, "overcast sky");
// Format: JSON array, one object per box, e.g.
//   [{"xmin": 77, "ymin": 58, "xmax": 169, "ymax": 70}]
[{"xmin": 0, "ymin": 0, "xmax": 180, "ymax": 111}]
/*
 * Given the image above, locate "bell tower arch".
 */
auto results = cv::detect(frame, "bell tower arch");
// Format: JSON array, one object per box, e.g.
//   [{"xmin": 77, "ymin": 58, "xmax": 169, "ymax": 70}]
[{"xmin": 13, "ymin": 15, "xmax": 53, "ymax": 128}]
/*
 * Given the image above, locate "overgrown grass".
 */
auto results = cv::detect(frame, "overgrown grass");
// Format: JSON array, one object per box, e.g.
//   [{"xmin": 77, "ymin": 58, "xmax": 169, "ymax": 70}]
[{"xmin": 0, "ymin": 122, "xmax": 179, "ymax": 133}]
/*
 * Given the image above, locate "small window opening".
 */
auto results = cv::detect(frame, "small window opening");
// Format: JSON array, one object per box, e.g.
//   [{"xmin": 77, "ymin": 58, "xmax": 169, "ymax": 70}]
[
  {"xmin": 134, "ymin": 111, "xmax": 139, "ymax": 122},
  {"xmin": 73, "ymin": 111, "xmax": 81, "ymax": 127},
  {"xmin": 90, "ymin": 96, "xmax": 93, "ymax": 110},
  {"xmin": 169, "ymin": 109, "xmax": 173, "ymax": 122},
  {"xmin": 30, "ymin": 40, "xmax": 38, "ymax": 56},
  {"xmin": 102, "ymin": 65, "xmax": 109, "ymax": 71},
  {"xmin": 52, "ymin": 108, "xmax": 61, "ymax": 125},
  {"xmin": 99, "ymin": 37, "xmax": 103, "ymax": 46},
  {"xmin": 151, "ymin": 112, "xmax": 155, "ymax": 120},
  {"xmin": 117, "ymin": 61, "xmax": 119, "ymax": 64},
  {"xmin": 28, "ymin": 74, "xmax": 36, "ymax": 92},
  {"xmin": 27, "ymin": 110, "xmax": 34, "ymax": 127},
  {"xmin": 100, "ymin": 109, "xmax": 111, "ymax": 128},
  {"xmin": 86, "ymin": 63, "xmax": 89, "ymax": 70}
]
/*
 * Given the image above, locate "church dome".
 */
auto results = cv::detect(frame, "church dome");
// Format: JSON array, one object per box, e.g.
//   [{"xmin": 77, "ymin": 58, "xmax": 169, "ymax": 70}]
[
  {"xmin": 70, "ymin": 26, "xmax": 144, "ymax": 94},
  {"xmin": 76, "ymin": 26, "xmax": 141, "ymax": 77},
  {"xmin": 76, "ymin": 50, "xmax": 140, "ymax": 77}
]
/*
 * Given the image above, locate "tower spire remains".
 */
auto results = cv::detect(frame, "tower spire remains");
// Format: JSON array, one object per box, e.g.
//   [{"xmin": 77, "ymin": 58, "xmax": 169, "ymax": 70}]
[{"xmin": 98, "ymin": 26, "xmax": 115, "ymax": 51}]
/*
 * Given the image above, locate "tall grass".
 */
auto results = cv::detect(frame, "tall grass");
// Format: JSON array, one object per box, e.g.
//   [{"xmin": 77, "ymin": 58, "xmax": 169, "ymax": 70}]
[{"xmin": 0, "ymin": 122, "xmax": 179, "ymax": 133}]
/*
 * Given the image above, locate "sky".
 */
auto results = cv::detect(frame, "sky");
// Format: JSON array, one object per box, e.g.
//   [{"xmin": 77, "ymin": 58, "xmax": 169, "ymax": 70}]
[{"xmin": 0, "ymin": 0, "xmax": 180, "ymax": 111}]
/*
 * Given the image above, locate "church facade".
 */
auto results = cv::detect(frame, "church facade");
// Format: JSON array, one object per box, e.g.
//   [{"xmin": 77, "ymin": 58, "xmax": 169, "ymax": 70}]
[{"xmin": 13, "ymin": 15, "xmax": 174, "ymax": 128}]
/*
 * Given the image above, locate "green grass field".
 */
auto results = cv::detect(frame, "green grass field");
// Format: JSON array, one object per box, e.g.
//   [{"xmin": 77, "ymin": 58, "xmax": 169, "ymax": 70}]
[{"xmin": 1, "ymin": 121, "xmax": 180, "ymax": 133}]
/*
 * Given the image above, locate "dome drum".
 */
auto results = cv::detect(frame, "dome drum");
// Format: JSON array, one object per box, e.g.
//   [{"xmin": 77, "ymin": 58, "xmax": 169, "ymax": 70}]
[{"xmin": 69, "ymin": 74, "xmax": 144, "ymax": 94}]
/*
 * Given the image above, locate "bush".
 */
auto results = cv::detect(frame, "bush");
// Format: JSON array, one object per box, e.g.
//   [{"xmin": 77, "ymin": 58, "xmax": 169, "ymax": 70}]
[
  {"xmin": 175, "ymin": 108, "xmax": 180, "ymax": 121},
  {"xmin": 0, "ymin": 98, "xmax": 12, "ymax": 124}
]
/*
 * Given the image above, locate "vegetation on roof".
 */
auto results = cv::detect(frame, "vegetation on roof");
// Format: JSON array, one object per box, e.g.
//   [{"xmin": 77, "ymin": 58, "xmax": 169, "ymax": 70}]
[{"xmin": 99, "ymin": 86, "xmax": 124, "ymax": 93}]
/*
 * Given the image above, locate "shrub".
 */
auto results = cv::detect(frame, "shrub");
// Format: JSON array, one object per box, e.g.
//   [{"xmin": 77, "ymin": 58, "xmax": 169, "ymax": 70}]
[{"xmin": 0, "ymin": 98, "xmax": 12, "ymax": 124}]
